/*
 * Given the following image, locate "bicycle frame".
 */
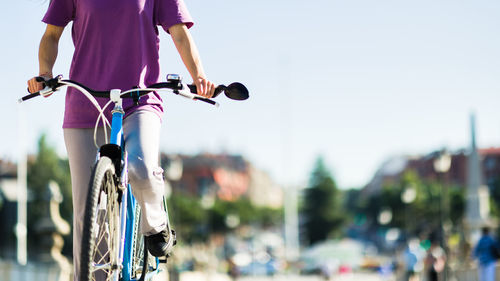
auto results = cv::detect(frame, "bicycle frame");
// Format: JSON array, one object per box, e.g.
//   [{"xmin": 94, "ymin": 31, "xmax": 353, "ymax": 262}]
[{"xmin": 101, "ymin": 90, "xmax": 159, "ymax": 281}]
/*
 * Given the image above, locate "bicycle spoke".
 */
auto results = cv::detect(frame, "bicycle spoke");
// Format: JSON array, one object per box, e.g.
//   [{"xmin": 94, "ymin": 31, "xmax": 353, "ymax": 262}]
[
  {"xmin": 93, "ymin": 212, "xmax": 110, "ymax": 265},
  {"xmin": 95, "ymin": 226, "xmax": 107, "ymax": 252},
  {"xmin": 94, "ymin": 233, "xmax": 110, "ymax": 265},
  {"xmin": 95, "ymin": 221, "xmax": 109, "ymax": 246},
  {"xmin": 95, "ymin": 248, "xmax": 109, "ymax": 265}
]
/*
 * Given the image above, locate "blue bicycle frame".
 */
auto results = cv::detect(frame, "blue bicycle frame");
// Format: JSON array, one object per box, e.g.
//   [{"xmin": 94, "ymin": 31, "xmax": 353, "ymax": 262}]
[{"xmin": 106, "ymin": 105, "xmax": 159, "ymax": 281}]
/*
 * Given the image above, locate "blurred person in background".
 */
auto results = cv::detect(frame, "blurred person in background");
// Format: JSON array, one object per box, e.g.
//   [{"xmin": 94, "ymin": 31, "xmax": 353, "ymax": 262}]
[
  {"xmin": 424, "ymin": 242, "xmax": 445, "ymax": 281},
  {"xmin": 402, "ymin": 240, "xmax": 423, "ymax": 281},
  {"xmin": 473, "ymin": 227, "xmax": 500, "ymax": 281}
]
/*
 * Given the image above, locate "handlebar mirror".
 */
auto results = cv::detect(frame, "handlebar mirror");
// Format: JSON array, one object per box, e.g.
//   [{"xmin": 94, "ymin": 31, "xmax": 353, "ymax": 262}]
[{"xmin": 224, "ymin": 82, "xmax": 249, "ymax": 100}]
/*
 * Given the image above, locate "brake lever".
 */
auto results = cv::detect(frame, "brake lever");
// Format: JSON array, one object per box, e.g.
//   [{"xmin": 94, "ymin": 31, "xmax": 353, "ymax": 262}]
[
  {"xmin": 45, "ymin": 75, "xmax": 63, "ymax": 88},
  {"xmin": 26, "ymin": 75, "xmax": 62, "ymax": 97}
]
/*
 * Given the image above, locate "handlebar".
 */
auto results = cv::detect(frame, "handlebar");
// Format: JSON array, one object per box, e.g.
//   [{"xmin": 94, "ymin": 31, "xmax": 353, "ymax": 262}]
[{"xmin": 20, "ymin": 74, "xmax": 249, "ymax": 105}]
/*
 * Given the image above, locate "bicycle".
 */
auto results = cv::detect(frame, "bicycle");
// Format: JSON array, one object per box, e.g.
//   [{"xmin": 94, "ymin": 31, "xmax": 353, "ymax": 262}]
[{"xmin": 19, "ymin": 74, "xmax": 248, "ymax": 281}]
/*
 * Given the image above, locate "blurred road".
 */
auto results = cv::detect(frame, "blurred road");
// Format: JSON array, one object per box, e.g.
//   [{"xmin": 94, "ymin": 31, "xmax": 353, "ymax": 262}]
[
  {"xmin": 175, "ymin": 272, "xmax": 395, "ymax": 281},
  {"xmin": 238, "ymin": 273, "xmax": 394, "ymax": 281}
]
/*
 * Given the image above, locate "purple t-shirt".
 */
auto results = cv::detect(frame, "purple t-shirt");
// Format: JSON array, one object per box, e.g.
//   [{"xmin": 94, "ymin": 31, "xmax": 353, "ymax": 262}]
[{"xmin": 42, "ymin": 0, "xmax": 194, "ymax": 128}]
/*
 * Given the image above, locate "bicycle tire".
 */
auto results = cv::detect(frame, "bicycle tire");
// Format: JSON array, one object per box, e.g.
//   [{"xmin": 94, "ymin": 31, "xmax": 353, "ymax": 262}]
[{"xmin": 80, "ymin": 156, "xmax": 122, "ymax": 281}]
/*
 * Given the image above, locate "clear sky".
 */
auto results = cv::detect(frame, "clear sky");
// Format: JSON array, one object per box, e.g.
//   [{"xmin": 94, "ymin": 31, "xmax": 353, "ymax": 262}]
[{"xmin": 1, "ymin": 0, "xmax": 499, "ymax": 189}]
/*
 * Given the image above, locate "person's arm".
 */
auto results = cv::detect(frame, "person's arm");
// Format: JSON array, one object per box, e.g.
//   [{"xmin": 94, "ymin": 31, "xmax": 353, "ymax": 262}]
[
  {"xmin": 27, "ymin": 24, "xmax": 64, "ymax": 94},
  {"xmin": 168, "ymin": 23, "xmax": 215, "ymax": 98}
]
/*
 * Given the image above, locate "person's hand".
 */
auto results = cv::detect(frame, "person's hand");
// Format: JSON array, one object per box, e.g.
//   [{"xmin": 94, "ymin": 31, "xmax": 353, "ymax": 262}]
[
  {"xmin": 194, "ymin": 76, "xmax": 215, "ymax": 98},
  {"xmin": 27, "ymin": 73, "xmax": 53, "ymax": 95}
]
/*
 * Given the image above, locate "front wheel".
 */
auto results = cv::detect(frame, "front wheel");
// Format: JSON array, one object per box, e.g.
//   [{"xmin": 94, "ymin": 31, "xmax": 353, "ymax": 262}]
[{"xmin": 80, "ymin": 156, "xmax": 122, "ymax": 281}]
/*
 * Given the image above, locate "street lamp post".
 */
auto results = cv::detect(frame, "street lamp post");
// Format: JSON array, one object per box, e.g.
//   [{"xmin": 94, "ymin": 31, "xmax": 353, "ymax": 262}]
[{"xmin": 433, "ymin": 151, "xmax": 452, "ymax": 281}]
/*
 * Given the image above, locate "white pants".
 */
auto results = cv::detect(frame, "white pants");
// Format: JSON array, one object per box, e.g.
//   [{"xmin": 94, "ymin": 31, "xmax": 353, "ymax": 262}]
[
  {"xmin": 478, "ymin": 262, "xmax": 496, "ymax": 281},
  {"xmin": 64, "ymin": 110, "xmax": 166, "ymax": 280}
]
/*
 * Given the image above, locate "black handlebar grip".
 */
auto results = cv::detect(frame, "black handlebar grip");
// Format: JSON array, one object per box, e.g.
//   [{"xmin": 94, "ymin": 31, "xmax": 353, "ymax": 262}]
[
  {"xmin": 25, "ymin": 77, "xmax": 47, "ymax": 95},
  {"xmin": 35, "ymin": 77, "xmax": 45, "ymax": 83},
  {"xmin": 187, "ymin": 84, "xmax": 197, "ymax": 94},
  {"xmin": 19, "ymin": 92, "xmax": 41, "ymax": 103},
  {"xmin": 213, "ymin": 86, "xmax": 225, "ymax": 98},
  {"xmin": 194, "ymin": 96, "xmax": 217, "ymax": 105},
  {"xmin": 187, "ymin": 84, "xmax": 225, "ymax": 98}
]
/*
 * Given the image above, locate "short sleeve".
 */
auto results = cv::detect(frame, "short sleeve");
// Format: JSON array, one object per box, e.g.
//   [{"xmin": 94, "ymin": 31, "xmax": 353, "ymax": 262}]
[
  {"xmin": 155, "ymin": 0, "xmax": 194, "ymax": 33},
  {"xmin": 42, "ymin": 0, "xmax": 75, "ymax": 27}
]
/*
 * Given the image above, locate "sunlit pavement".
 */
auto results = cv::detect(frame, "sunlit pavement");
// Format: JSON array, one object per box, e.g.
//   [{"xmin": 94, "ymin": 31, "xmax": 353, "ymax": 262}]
[
  {"xmin": 238, "ymin": 273, "xmax": 395, "ymax": 281},
  {"xmin": 175, "ymin": 272, "xmax": 395, "ymax": 281}
]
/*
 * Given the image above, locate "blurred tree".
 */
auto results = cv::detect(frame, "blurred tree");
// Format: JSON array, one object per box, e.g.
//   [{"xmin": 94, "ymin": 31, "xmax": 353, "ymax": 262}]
[
  {"xmin": 257, "ymin": 205, "xmax": 283, "ymax": 228},
  {"xmin": 343, "ymin": 188, "xmax": 362, "ymax": 214},
  {"xmin": 27, "ymin": 134, "xmax": 72, "ymax": 256},
  {"xmin": 354, "ymin": 170, "xmax": 464, "ymax": 242},
  {"xmin": 488, "ymin": 176, "xmax": 500, "ymax": 217},
  {"xmin": 489, "ymin": 177, "xmax": 500, "ymax": 238},
  {"xmin": 301, "ymin": 157, "xmax": 344, "ymax": 245},
  {"xmin": 448, "ymin": 186, "xmax": 465, "ymax": 225},
  {"xmin": 210, "ymin": 197, "xmax": 283, "ymax": 231},
  {"xmin": 168, "ymin": 193, "xmax": 283, "ymax": 242},
  {"xmin": 168, "ymin": 192, "xmax": 207, "ymax": 242}
]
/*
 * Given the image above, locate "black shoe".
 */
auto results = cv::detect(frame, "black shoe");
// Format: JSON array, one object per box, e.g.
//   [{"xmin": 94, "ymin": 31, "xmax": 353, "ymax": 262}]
[{"xmin": 145, "ymin": 229, "xmax": 176, "ymax": 257}]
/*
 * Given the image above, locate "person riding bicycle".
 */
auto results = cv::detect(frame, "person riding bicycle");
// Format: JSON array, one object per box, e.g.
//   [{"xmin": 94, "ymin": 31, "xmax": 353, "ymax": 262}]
[{"xmin": 27, "ymin": 0, "xmax": 215, "ymax": 279}]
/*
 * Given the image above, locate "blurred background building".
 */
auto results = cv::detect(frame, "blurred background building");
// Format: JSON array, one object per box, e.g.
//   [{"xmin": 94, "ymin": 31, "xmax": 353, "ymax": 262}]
[
  {"xmin": 362, "ymin": 148, "xmax": 500, "ymax": 197},
  {"xmin": 161, "ymin": 153, "xmax": 284, "ymax": 208}
]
